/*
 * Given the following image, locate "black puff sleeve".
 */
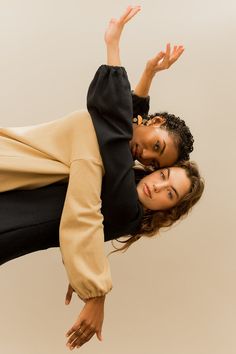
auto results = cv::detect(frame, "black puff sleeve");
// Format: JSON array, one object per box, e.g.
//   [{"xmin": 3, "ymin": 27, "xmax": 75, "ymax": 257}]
[
  {"xmin": 132, "ymin": 91, "xmax": 150, "ymax": 118},
  {"xmin": 87, "ymin": 65, "xmax": 143, "ymax": 239}
]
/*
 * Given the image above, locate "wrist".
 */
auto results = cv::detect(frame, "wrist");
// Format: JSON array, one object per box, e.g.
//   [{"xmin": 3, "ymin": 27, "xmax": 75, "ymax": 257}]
[
  {"xmin": 107, "ymin": 45, "xmax": 121, "ymax": 66},
  {"xmin": 106, "ymin": 40, "xmax": 120, "ymax": 49},
  {"xmin": 85, "ymin": 295, "xmax": 106, "ymax": 304},
  {"xmin": 143, "ymin": 68, "xmax": 156, "ymax": 80}
]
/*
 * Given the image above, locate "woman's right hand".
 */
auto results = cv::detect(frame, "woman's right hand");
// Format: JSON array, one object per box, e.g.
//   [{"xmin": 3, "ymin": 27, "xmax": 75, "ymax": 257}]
[
  {"xmin": 133, "ymin": 43, "xmax": 184, "ymax": 97},
  {"xmin": 104, "ymin": 5, "xmax": 141, "ymax": 46},
  {"xmin": 144, "ymin": 43, "xmax": 185, "ymax": 77}
]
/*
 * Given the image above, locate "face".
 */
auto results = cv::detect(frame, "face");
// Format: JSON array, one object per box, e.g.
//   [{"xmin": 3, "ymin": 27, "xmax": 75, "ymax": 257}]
[
  {"xmin": 130, "ymin": 117, "xmax": 179, "ymax": 168},
  {"xmin": 137, "ymin": 167, "xmax": 191, "ymax": 211}
]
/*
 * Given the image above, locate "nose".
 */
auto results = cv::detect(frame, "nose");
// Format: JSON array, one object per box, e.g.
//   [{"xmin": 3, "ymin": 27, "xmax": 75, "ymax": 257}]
[
  {"xmin": 141, "ymin": 148, "xmax": 154, "ymax": 164},
  {"xmin": 153, "ymin": 182, "xmax": 167, "ymax": 193}
]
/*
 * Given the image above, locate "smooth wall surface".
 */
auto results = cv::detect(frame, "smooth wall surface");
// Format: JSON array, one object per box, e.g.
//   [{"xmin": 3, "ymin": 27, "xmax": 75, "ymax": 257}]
[{"xmin": 0, "ymin": 1, "xmax": 235, "ymax": 353}]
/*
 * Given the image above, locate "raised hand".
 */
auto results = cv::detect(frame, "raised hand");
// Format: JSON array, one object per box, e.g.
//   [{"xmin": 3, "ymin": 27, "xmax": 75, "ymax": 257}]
[
  {"xmin": 145, "ymin": 43, "xmax": 185, "ymax": 76},
  {"xmin": 133, "ymin": 43, "xmax": 185, "ymax": 97},
  {"xmin": 104, "ymin": 5, "xmax": 141, "ymax": 46}
]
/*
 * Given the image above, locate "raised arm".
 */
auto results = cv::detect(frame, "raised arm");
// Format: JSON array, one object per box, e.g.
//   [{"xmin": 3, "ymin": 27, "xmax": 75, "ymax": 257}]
[
  {"xmin": 132, "ymin": 43, "xmax": 184, "ymax": 116},
  {"xmin": 134, "ymin": 43, "xmax": 184, "ymax": 97},
  {"xmin": 104, "ymin": 6, "xmax": 150, "ymax": 119},
  {"xmin": 105, "ymin": 6, "xmax": 141, "ymax": 66},
  {"xmin": 87, "ymin": 7, "xmax": 143, "ymax": 238}
]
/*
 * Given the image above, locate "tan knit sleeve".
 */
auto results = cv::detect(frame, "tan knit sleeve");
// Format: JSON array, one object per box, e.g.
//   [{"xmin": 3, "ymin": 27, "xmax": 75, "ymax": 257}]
[{"xmin": 59, "ymin": 158, "xmax": 112, "ymax": 300}]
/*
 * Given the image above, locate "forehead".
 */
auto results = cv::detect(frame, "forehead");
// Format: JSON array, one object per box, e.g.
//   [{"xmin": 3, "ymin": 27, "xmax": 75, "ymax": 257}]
[
  {"xmin": 157, "ymin": 129, "xmax": 179, "ymax": 166},
  {"xmin": 169, "ymin": 166, "xmax": 187, "ymax": 179},
  {"xmin": 169, "ymin": 167, "xmax": 191, "ymax": 197}
]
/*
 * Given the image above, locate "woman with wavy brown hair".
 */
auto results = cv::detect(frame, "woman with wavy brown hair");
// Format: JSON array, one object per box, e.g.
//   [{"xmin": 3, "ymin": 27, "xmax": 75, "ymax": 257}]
[{"xmin": 110, "ymin": 160, "xmax": 204, "ymax": 254}]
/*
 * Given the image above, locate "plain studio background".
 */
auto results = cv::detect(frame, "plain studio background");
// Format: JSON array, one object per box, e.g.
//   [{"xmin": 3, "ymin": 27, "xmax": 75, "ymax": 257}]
[{"xmin": 0, "ymin": 1, "xmax": 235, "ymax": 353}]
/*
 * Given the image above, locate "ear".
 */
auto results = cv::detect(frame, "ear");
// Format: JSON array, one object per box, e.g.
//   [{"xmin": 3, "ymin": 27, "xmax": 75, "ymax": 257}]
[{"xmin": 147, "ymin": 116, "xmax": 166, "ymax": 127}]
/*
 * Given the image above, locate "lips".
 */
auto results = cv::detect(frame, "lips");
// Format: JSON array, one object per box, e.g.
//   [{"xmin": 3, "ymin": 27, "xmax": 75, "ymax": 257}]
[
  {"xmin": 132, "ymin": 144, "xmax": 138, "ymax": 158},
  {"xmin": 143, "ymin": 183, "xmax": 152, "ymax": 199},
  {"xmin": 132, "ymin": 143, "xmax": 142, "ymax": 160}
]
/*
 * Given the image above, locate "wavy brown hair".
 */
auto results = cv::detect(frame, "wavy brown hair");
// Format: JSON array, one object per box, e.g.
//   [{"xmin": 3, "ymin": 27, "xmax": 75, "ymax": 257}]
[{"xmin": 109, "ymin": 160, "xmax": 204, "ymax": 254}]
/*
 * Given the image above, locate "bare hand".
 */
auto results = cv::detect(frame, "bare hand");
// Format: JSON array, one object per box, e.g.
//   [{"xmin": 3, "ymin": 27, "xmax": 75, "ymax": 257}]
[
  {"xmin": 145, "ymin": 43, "xmax": 185, "ymax": 76},
  {"xmin": 104, "ymin": 5, "xmax": 141, "ymax": 46},
  {"xmin": 66, "ymin": 296, "xmax": 105, "ymax": 350}
]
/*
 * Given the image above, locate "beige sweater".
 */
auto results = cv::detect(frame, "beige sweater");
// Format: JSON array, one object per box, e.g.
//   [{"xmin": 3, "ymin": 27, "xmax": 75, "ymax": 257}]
[{"xmin": 0, "ymin": 109, "xmax": 112, "ymax": 300}]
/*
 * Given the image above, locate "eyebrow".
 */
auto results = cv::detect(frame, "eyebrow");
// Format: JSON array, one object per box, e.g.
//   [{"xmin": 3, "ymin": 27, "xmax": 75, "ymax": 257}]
[
  {"xmin": 160, "ymin": 140, "xmax": 166, "ymax": 156},
  {"xmin": 167, "ymin": 168, "xmax": 180, "ymax": 199}
]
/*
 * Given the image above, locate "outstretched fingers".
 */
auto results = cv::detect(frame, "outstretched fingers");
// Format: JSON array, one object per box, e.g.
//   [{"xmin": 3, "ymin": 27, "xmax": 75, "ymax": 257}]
[
  {"xmin": 162, "ymin": 42, "xmax": 171, "ymax": 66},
  {"xmin": 119, "ymin": 5, "xmax": 141, "ymax": 24},
  {"xmin": 170, "ymin": 45, "xmax": 185, "ymax": 64},
  {"xmin": 67, "ymin": 324, "xmax": 95, "ymax": 349}
]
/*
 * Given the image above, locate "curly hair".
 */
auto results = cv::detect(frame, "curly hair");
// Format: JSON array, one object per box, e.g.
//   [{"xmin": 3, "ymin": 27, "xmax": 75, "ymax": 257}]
[
  {"xmin": 109, "ymin": 160, "xmax": 204, "ymax": 254},
  {"xmin": 143, "ymin": 111, "xmax": 194, "ymax": 162}
]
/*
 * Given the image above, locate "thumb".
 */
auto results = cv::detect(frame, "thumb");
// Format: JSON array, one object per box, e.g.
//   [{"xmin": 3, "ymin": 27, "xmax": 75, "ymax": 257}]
[
  {"xmin": 65, "ymin": 285, "xmax": 73, "ymax": 305},
  {"xmin": 96, "ymin": 329, "xmax": 103, "ymax": 342}
]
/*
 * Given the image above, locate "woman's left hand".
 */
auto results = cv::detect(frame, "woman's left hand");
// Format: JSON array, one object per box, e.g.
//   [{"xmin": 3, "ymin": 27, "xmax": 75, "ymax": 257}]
[
  {"xmin": 66, "ymin": 296, "xmax": 106, "ymax": 350},
  {"xmin": 145, "ymin": 43, "xmax": 185, "ymax": 76},
  {"xmin": 104, "ymin": 5, "xmax": 141, "ymax": 46}
]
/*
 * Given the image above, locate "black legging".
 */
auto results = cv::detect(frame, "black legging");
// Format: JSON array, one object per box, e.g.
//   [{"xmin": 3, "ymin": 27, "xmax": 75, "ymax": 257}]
[{"xmin": 0, "ymin": 183, "xmax": 68, "ymax": 265}]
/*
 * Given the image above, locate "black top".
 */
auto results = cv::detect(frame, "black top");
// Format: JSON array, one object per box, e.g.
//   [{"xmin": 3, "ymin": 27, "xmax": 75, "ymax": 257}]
[
  {"xmin": 0, "ymin": 66, "xmax": 150, "ymax": 264},
  {"xmin": 132, "ymin": 90, "xmax": 150, "ymax": 118},
  {"xmin": 87, "ymin": 65, "xmax": 144, "ymax": 238}
]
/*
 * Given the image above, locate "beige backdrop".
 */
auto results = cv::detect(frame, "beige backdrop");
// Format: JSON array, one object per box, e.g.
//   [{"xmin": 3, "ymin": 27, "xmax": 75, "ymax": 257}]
[{"xmin": 0, "ymin": 0, "xmax": 235, "ymax": 353}]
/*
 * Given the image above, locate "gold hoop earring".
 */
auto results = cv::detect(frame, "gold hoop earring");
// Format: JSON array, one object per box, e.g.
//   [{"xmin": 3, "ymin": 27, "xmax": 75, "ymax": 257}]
[{"xmin": 133, "ymin": 115, "xmax": 143, "ymax": 125}]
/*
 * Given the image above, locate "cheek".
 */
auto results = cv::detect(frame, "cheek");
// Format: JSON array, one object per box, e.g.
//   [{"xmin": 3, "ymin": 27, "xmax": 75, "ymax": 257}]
[
  {"xmin": 151, "ymin": 194, "xmax": 174, "ymax": 211},
  {"xmin": 136, "ymin": 129, "xmax": 146, "ymax": 143},
  {"xmin": 135, "ymin": 127, "xmax": 154, "ymax": 145}
]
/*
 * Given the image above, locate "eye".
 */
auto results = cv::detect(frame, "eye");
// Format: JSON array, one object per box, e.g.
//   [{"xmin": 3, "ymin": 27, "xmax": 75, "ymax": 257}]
[
  {"xmin": 154, "ymin": 141, "xmax": 161, "ymax": 151},
  {"xmin": 167, "ymin": 190, "xmax": 173, "ymax": 200},
  {"xmin": 160, "ymin": 171, "xmax": 165, "ymax": 180}
]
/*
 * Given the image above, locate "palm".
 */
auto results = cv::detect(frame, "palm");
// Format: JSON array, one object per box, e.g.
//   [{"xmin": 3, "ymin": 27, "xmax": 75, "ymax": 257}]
[
  {"xmin": 146, "ymin": 43, "xmax": 185, "ymax": 74},
  {"xmin": 104, "ymin": 6, "xmax": 141, "ymax": 45},
  {"xmin": 104, "ymin": 18, "xmax": 123, "ymax": 44}
]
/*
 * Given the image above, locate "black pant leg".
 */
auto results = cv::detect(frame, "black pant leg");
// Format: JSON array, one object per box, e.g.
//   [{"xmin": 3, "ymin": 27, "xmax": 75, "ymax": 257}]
[{"xmin": 0, "ymin": 183, "xmax": 68, "ymax": 265}]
